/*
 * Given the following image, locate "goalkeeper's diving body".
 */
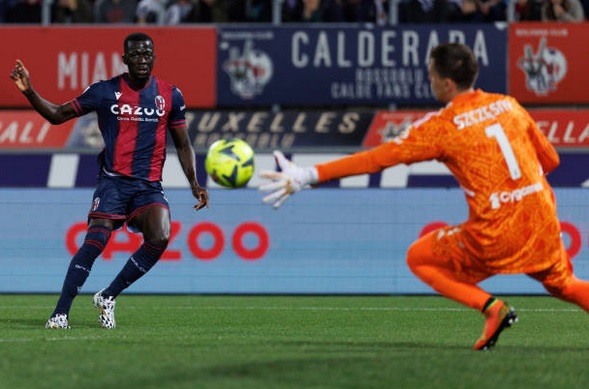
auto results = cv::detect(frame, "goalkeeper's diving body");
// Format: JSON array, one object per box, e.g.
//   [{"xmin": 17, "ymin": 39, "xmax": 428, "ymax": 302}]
[
  {"xmin": 259, "ymin": 43, "xmax": 589, "ymax": 350},
  {"xmin": 9, "ymin": 32, "xmax": 209, "ymax": 330}
]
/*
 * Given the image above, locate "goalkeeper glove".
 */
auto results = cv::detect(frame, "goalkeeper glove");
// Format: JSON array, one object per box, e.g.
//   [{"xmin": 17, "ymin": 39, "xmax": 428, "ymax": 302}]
[{"xmin": 259, "ymin": 151, "xmax": 318, "ymax": 209}]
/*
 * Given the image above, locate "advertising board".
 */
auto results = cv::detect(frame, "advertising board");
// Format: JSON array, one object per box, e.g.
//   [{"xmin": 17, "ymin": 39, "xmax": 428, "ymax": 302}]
[
  {"xmin": 217, "ymin": 24, "xmax": 507, "ymax": 106},
  {"xmin": 1, "ymin": 188, "xmax": 587, "ymax": 294},
  {"xmin": 509, "ymin": 23, "xmax": 589, "ymax": 104},
  {"xmin": 0, "ymin": 27, "xmax": 216, "ymax": 108}
]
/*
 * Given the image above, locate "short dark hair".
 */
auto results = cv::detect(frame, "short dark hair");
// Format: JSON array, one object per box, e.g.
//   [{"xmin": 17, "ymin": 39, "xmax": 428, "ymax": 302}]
[
  {"xmin": 123, "ymin": 32, "xmax": 154, "ymax": 52},
  {"xmin": 430, "ymin": 43, "xmax": 478, "ymax": 90}
]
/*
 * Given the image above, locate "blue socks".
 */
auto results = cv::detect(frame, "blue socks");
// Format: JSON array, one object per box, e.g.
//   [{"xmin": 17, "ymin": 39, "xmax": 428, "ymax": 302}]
[
  {"xmin": 52, "ymin": 225, "xmax": 166, "ymax": 318},
  {"xmin": 53, "ymin": 225, "xmax": 111, "ymax": 316},
  {"xmin": 102, "ymin": 241, "xmax": 166, "ymax": 298}
]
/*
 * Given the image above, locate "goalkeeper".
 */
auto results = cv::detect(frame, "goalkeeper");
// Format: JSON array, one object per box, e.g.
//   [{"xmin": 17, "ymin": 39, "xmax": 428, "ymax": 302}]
[{"xmin": 259, "ymin": 43, "xmax": 589, "ymax": 350}]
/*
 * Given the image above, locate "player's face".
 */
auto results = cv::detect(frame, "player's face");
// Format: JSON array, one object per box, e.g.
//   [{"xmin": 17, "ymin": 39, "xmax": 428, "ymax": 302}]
[
  {"xmin": 428, "ymin": 59, "xmax": 451, "ymax": 104},
  {"xmin": 123, "ymin": 40, "xmax": 155, "ymax": 83}
]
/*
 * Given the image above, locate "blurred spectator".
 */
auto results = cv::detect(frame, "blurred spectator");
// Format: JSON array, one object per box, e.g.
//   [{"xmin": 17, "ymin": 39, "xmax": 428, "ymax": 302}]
[
  {"xmin": 281, "ymin": 0, "xmax": 305, "ymax": 21},
  {"xmin": 279, "ymin": 0, "xmax": 345, "ymax": 21},
  {"xmin": 5, "ymin": 0, "xmax": 42, "ymax": 23},
  {"xmin": 374, "ymin": 0, "xmax": 388, "ymax": 23},
  {"xmin": 136, "ymin": 0, "xmax": 165, "ymax": 23},
  {"xmin": 305, "ymin": 0, "xmax": 347, "ymax": 21},
  {"xmin": 193, "ymin": 0, "xmax": 229, "ymax": 22},
  {"xmin": 52, "ymin": 0, "xmax": 95, "ymax": 23},
  {"xmin": 477, "ymin": 0, "xmax": 507, "ymax": 21},
  {"xmin": 95, "ymin": 0, "xmax": 137, "ymax": 23},
  {"xmin": 228, "ymin": 0, "xmax": 273, "ymax": 21},
  {"xmin": 0, "ymin": 0, "xmax": 12, "ymax": 22},
  {"xmin": 444, "ymin": 0, "xmax": 480, "ymax": 21},
  {"xmin": 541, "ymin": 0, "xmax": 585, "ymax": 21},
  {"xmin": 458, "ymin": 0, "xmax": 484, "ymax": 20},
  {"xmin": 341, "ymin": 0, "xmax": 388, "ymax": 23},
  {"xmin": 513, "ymin": 0, "xmax": 543, "ymax": 20},
  {"xmin": 165, "ymin": 0, "xmax": 197, "ymax": 23},
  {"xmin": 300, "ymin": 0, "xmax": 324, "ymax": 21},
  {"xmin": 399, "ymin": 0, "xmax": 456, "ymax": 22}
]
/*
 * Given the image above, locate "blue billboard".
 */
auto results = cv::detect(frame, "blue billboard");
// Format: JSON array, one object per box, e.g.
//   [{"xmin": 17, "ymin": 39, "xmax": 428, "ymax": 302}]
[
  {"xmin": 1, "ymin": 188, "xmax": 587, "ymax": 294},
  {"xmin": 217, "ymin": 25, "xmax": 508, "ymax": 106}
]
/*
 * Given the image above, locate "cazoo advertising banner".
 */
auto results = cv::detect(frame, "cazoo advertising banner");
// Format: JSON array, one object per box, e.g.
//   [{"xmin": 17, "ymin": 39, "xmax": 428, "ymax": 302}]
[
  {"xmin": 509, "ymin": 23, "xmax": 589, "ymax": 104},
  {"xmin": 1, "ymin": 188, "xmax": 588, "ymax": 294},
  {"xmin": 216, "ymin": 25, "xmax": 507, "ymax": 106}
]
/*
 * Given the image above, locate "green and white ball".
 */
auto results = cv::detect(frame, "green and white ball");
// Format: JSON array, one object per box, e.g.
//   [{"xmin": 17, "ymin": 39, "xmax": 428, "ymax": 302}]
[{"xmin": 205, "ymin": 138, "xmax": 255, "ymax": 188}]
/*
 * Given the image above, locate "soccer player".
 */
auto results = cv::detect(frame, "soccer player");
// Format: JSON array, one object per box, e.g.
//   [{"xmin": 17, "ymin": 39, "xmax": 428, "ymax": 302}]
[
  {"xmin": 259, "ymin": 43, "xmax": 589, "ymax": 350},
  {"xmin": 9, "ymin": 32, "xmax": 209, "ymax": 329}
]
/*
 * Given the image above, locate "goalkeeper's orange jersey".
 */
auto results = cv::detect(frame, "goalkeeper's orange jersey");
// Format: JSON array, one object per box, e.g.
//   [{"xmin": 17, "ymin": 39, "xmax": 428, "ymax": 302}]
[{"xmin": 315, "ymin": 89, "xmax": 562, "ymax": 273}]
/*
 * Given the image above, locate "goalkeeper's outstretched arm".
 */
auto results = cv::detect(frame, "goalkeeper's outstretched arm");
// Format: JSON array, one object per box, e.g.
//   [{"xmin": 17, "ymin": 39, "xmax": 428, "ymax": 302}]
[
  {"xmin": 259, "ymin": 145, "xmax": 399, "ymax": 208},
  {"xmin": 258, "ymin": 151, "xmax": 319, "ymax": 209}
]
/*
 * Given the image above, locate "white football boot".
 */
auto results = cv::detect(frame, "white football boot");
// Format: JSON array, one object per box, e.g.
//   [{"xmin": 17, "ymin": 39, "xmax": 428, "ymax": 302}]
[
  {"xmin": 93, "ymin": 289, "xmax": 116, "ymax": 329},
  {"xmin": 45, "ymin": 313, "xmax": 70, "ymax": 329}
]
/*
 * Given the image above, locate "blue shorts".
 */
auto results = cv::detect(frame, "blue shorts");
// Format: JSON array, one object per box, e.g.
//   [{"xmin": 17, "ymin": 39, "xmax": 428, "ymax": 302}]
[{"xmin": 88, "ymin": 172, "xmax": 169, "ymax": 231}]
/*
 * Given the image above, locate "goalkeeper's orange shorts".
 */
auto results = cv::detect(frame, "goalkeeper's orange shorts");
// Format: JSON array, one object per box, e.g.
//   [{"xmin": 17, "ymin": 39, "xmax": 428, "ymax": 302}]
[{"xmin": 409, "ymin": 226, "xmax": 574, "ymax": 290}]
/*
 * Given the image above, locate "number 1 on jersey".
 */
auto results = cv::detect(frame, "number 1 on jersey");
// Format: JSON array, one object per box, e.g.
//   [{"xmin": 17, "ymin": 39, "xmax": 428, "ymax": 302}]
[{"xmin": 485, "ymin": 123, "xmax": 522, "ymax": 180}]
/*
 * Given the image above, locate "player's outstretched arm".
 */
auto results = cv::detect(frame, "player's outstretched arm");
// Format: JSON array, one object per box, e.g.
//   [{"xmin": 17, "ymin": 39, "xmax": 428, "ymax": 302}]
[
  {"xmin": 169, "ymin": 126, "xmax": 209, "ymax": 211},
  {"xmin": 9, "ymin": 59, "xmax": 76, "ymax": 124},
  {"xmin": 258, "ymin": 151, "xmax": 318, "ymax": 209}
]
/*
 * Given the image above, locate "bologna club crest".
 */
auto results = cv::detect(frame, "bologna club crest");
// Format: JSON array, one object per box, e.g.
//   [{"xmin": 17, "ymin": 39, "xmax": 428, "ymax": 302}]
[{"xmin": 518, "ymin": 37, "xmax": 567, "ymax": 96}]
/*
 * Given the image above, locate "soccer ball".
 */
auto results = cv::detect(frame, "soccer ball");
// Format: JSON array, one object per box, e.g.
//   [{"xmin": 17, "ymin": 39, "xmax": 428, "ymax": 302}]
[{"xmin": 205, "ymin": 138, "xmax": 255, "ymax": 188}]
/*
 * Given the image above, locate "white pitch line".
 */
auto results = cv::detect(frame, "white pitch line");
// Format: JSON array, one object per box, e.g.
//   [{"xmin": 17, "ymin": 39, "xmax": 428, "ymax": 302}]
[
  {"xmin": 0, "ymin": 307, "xmax": 582, "ymax": 343},
  {"xmin": 0, "ymin": 335, "xmax": 106, "ymax": 343},
  {"xmin": 128, "ymin": 306, "xmax": 584, "ymax": 313},
  {"xmin": 0, "ymin": 338, "xmax": 32, "ymax": 343},
  {"xmin": 1, "ymin": 305, "xmax": 583, "ymax": 313}
]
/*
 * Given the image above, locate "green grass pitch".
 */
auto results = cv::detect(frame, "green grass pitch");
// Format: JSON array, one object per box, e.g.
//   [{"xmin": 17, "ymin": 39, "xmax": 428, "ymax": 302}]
[{"xmin": 1, "ymin": 295, "xmax": 588, "ymax": 389}]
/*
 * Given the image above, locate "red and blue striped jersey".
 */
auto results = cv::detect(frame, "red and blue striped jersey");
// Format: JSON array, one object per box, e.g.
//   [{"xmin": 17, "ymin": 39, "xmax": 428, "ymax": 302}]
[{"xmin": 70, "ymin": 74, "xmax": 187, "ymax": 182}]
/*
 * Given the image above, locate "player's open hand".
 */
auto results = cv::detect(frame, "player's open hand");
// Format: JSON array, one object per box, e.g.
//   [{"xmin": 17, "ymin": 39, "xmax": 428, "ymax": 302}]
[
  {"xmin": 259, "ymin": 151, "xmax": 317, "ymax": 209},
  {"xmin": 192, "ymin": 185, "xmax": 209, "ymax": 211},
  {"xmin": 9, "ymin": 60, "xmax": 31, "ymax": 93}
]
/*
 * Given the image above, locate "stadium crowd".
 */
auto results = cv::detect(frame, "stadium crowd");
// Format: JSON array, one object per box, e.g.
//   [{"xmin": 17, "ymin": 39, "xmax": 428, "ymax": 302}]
[{"xmin": 0, "ymin": 0, "xmax": 587, "ymax": 24}]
